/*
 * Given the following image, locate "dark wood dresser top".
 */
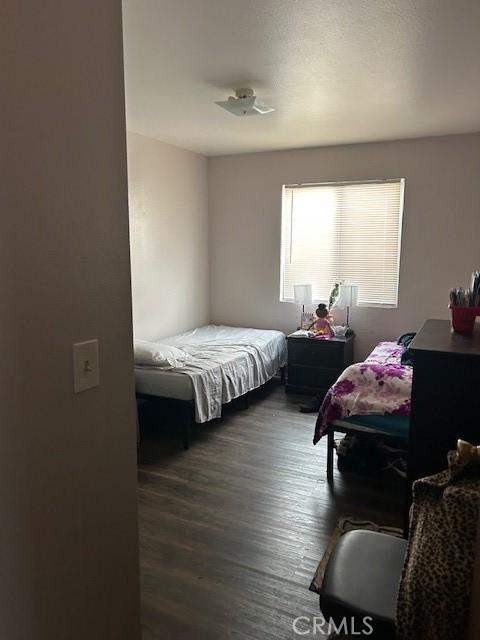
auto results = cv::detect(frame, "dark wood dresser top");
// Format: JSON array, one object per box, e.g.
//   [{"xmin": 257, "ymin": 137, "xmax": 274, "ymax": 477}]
[{"xmin": 409, "ymin": 318, "xmax": 480, "ymax": 357}]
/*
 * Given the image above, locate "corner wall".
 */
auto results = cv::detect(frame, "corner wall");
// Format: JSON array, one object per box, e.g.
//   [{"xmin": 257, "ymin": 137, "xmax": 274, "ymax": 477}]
[
  {"xmin": 127, "ymin": 132, "xmax": 209, "ymax": 340},
  {"xmin": 1, "ymin": 3, "xmax": 140, "ymax": 638},
  {"xmin": 208, "ymin": 132, "xmax": 480, "ymax": 359}
]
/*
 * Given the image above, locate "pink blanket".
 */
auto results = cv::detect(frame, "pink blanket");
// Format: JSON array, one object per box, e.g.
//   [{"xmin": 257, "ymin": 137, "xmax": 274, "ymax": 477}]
[{"xmin": 313, "ymin": 341, "xmax": 412, "ymax": 444}]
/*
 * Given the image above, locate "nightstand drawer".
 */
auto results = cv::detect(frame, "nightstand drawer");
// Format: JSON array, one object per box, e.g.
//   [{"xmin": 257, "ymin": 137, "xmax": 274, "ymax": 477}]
[
  {"xmin": 286, "ymin": 333, "xmax": 354, "ymax": 395},
  {"xmin": 288, "ymin": 364, "xmax": 340, "ymax": 390},
  {"xmin": 288, "ymin": 340, "xmax": 342, "ymax": 368}
]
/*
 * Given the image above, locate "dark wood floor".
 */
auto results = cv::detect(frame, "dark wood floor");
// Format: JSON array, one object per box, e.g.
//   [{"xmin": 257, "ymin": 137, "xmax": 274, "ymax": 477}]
[{"xmin": 137, "ymin": 381, "xmax": 404, "ymax": 640}]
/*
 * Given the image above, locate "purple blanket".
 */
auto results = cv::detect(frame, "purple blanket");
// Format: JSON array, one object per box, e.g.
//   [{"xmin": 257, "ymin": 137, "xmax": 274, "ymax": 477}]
[{"xmin": 313, "ymin": 341, "xmax": 412, "ymax": 444}]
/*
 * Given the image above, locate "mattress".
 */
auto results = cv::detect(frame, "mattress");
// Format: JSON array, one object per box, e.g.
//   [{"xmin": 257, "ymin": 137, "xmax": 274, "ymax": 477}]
[
  {"xmin": 333, "ymin": 415, "xmax": 410, "ymax": 439},
  {"xmin": 314, "ymin": 340, "xmax": 412, "ymax": 444},
  {"xmin": 134, "ymin": 325, "xmax": 287, "ymax": 421},
  {"xmin": 135, "ymin": 367, "xmax": 193, "ymax": 401},
  {"xmin": 156, "ymin": 324, "xmax": 286, "ymax": 353}
]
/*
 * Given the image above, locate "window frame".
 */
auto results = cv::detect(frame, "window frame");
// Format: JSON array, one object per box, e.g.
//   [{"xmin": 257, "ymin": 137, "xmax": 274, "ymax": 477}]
[{"xmin": 279, "ymin": 178, "xmax": 405, "ymax": 309}]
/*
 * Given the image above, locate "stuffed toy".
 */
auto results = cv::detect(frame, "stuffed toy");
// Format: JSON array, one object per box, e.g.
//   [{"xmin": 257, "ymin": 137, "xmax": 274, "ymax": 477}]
[{"xmin": 308, "ymin": 303, "xmax": 333, "ymax": 337}]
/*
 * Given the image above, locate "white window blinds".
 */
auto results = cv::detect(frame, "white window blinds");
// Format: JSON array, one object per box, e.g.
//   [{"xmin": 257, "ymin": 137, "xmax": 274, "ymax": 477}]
[{"xmin": 280, "ymin": 179, "xmax": 405, "ymax": 307}]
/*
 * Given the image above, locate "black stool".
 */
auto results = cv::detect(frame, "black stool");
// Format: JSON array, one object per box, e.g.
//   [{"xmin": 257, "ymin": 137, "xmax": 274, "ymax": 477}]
[{"xmin": 319, "ymin": 530, "xmax": 407, "ymax": 639}]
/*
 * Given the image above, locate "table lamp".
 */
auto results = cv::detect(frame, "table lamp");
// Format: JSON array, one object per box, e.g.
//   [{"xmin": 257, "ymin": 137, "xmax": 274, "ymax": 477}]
[
  {"xmin": 294, "ymin": 284, "xmax": 313, "ymax": 329},
  {"xmin": 337, "ymin": 284, "xmax": 358, "ymax": 327}
]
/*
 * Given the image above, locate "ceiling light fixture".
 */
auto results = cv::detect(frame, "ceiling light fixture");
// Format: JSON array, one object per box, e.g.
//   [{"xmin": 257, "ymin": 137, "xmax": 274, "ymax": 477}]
[{"xmin": 215, "ymin": 88, "xmax": 274, "ymax": 117}]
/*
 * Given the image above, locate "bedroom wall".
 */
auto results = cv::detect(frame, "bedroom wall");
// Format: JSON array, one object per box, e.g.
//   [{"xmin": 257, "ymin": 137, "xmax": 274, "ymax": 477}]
[
  {"xmin": 1, "ymin": 2, "xmax": 140, "ymax": 639},
  {"xmin": 127, "ymin": 132, "xmax": 209, "ymax": 340},
  {"xmin": 208, "ymin": 132, "xmax": 480, "ymax": 359}
]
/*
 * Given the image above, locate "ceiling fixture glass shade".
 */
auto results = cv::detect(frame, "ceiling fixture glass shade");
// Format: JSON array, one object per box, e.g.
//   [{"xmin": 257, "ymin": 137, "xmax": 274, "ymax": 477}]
[{"xmin": 215, "ymin": 88, "xmax": 275, "ymax": 117}]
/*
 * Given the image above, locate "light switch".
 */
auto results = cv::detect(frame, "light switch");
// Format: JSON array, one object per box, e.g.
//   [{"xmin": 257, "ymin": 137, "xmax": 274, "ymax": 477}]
[{"xmin": 73, "ymin": 339, "xmax": 99, "ymax": 393}]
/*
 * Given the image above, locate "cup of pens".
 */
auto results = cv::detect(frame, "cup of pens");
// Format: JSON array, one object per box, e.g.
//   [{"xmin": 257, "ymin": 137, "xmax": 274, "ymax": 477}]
[{"xmin": 449, "ymin": 271, "xmax": 480, "ymax": 333}]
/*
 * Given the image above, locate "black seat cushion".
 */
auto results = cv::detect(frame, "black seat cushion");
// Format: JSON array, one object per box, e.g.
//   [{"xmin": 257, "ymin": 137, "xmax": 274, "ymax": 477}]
[{"xmin": 320, "ymin": 530, "xmax": 407, "ymax": 638}]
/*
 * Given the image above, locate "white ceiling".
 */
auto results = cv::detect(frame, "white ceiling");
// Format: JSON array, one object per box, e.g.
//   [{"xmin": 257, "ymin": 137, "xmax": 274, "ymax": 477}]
[{"xmin": 122, "ymin": 0, "xmax": 480, "ymax": 156}]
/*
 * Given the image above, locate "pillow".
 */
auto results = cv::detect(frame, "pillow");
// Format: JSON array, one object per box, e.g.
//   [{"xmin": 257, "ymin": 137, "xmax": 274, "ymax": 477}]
[{"xmin": 134, "ymin": 340, "xmax": 186, "ymax": 368}]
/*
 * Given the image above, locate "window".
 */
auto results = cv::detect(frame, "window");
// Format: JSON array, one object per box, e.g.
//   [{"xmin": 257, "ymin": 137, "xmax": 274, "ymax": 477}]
[{"xmin": 280, "ymin": 179, "xmax": 405, "ymax": 307}]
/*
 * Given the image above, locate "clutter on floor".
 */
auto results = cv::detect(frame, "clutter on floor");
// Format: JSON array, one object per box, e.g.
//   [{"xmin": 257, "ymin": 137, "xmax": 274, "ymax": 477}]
[{"xmin": 336, "ymin": 433, "xmax": 408, "ymax": 479}]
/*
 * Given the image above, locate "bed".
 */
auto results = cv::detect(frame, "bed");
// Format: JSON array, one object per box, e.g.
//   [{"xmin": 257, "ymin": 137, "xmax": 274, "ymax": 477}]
[
  {"xmin": 135, "ymin": 325, "xmax": 287, "ymax": 447},
  {"xmin": 313, "ymin": 341, "xmax": 412, "ymax": 480}
]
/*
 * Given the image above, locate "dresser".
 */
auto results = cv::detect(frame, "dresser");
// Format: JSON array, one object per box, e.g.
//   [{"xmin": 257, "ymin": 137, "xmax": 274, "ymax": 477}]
[
  {"xmin": 286, "ymin": 334, "xmax": 354, "ymax": 396},
  {"xmin": 406, "ymin": 319, "xmax": 480, "ymax": 518}
]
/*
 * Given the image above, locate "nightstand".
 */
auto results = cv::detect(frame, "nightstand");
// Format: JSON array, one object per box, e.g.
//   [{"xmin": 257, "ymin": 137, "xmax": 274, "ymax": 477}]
[{"xmin": 286, "ymin": 333, "xmax": 354, "ymax": 396}]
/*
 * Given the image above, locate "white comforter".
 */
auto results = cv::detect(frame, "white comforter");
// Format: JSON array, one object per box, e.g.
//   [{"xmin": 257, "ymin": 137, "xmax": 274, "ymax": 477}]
[{"xmin": 146, "ymin": 325, "xmax": 287, "ymax": 423}]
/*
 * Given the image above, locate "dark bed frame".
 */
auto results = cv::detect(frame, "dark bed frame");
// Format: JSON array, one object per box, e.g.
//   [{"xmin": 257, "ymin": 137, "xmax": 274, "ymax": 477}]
[
  {"xmin": 136, "ymin": 394, "xmax": 196, "ymax": 449},
  {"xmin": 137, "ymin": 366, "xmax": 286, "ymax": 449},
  {"xmin": 326, "ymin": 420, "xmax": 409, "ymax": 482}
]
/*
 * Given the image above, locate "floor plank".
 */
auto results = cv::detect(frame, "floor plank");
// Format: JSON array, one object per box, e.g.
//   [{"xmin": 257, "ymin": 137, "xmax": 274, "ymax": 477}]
[{"xmin": 138, "ymin": 381, "xmax": 404, "ymax": 639}]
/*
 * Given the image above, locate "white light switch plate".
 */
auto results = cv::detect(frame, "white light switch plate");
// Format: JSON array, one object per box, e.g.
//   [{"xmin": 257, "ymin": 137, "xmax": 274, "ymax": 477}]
[{"xmin": 73, "ymin": 339, "xmax": 99, "ymax": 393}]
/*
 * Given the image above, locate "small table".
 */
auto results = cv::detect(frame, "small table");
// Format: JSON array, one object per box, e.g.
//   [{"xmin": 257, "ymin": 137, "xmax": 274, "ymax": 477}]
[{"xmin": 286, "ymin": 333, "xmax": 354, "ymax": 397}]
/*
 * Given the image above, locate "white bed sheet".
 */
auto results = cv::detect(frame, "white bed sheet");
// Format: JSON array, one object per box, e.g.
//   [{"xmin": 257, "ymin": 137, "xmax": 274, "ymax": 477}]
[{"xmin": 134, "ymin": 325, "xmax": 287, "ymax": 423}]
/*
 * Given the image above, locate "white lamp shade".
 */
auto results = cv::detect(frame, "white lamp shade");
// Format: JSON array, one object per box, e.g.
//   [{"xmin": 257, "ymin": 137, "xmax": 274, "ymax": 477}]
[
  {"xmin": 293, "ymin": 284, "xmax": 312, "ymax": 305},
  {"xmin": 337, "ymin": 284, "xmax": 358, "ymax": 308}
]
